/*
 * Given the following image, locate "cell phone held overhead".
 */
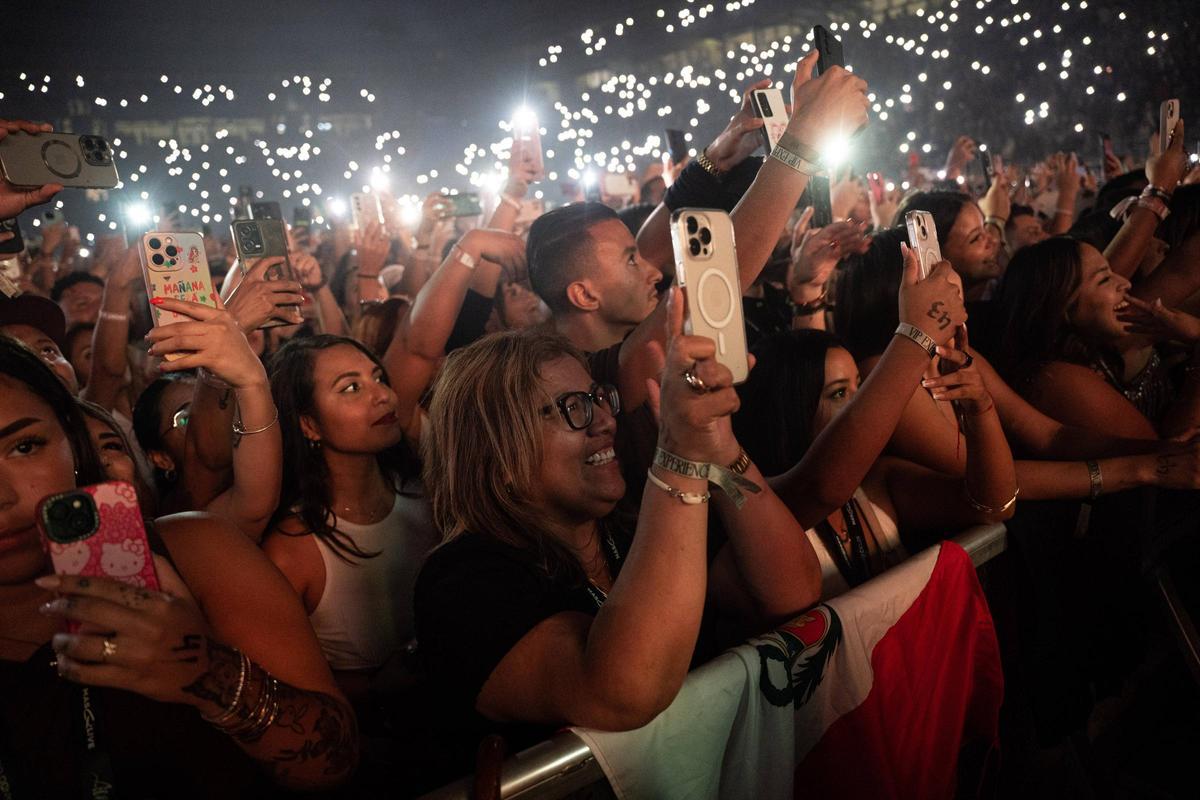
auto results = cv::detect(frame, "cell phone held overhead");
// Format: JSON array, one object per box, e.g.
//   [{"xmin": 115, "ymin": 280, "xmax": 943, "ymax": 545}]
[
  {"xmin": 138, "ymin": 231, "xmax": 218, "ymax": 353},
  {"xmin": 750, "ymin": 88, "xmax": 789, "ymax": 153},
  {"xmin": 669, "ymin": 208, "xmax": 750, "ymax": 384},
  {"xmin": 0, "ymin": 131, "xmax": 120, "ymax": 189},
  {"xmin": 905, "ymin": 210, "xmax": 943, "ymax": 280},
  {"xmin": 1160, "ymin": 99, "xmax": 1181, "ymax": 154}
]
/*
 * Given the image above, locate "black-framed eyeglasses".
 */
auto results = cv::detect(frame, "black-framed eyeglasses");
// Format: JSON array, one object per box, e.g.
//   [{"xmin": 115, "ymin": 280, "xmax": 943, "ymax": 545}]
[
  {"xmin": 540, "ymin": 384, "xmax": 620, "ymax": 431},
  {"xmin": 160, "ymin": 403, "xmax": 190, "ymax": 438}
]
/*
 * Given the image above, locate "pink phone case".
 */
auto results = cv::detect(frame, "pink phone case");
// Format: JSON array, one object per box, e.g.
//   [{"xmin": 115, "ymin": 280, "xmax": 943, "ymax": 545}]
[{"xmin": 38, "ymin": 481, "xmax": 160, "ymax": 596}]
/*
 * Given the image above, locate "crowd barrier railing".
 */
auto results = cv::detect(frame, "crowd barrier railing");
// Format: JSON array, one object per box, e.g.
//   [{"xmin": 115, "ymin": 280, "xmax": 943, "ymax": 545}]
[{"xmin": 419, "ymin": 523, "xmax": 1009, "ymax": 800}]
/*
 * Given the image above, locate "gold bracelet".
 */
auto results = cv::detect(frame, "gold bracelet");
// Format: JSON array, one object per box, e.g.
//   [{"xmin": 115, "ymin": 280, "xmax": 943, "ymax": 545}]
[
  {"xmin": 963, "ymin": 484, "xmax": 1019, "ymax": 515},
  {"xmin": 201, "ymin": 649, "xmax": 249, "ymax": 726},
  {"xmin": 696, "ymin": 148, "xmax": 725, "ymax": 178},
  {"xmin": 233, "ymin": 407, "xmax": 279, "ymax": 436}
]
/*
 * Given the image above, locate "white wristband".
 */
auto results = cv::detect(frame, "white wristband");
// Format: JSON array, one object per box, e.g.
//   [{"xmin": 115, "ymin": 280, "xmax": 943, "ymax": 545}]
[
  {"xmin": 500, "ymin": 194, "xmax": 522, "ymax": 211},
  {"xmin": 452, "ymin": 244, "xmax": 477, "ymax": 271}
]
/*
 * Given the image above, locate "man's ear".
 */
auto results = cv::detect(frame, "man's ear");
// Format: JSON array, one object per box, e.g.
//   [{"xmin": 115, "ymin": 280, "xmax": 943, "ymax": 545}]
[{"xmin": 566, "ymin": 279, "xmax": 601, "ymax": 313}]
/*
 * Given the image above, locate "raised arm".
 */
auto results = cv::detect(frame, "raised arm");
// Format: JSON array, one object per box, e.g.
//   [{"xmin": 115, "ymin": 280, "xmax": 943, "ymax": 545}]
[
  {"xmin": 81, "ymin": 244, "xmax": 140, "ymax": 411},
  {"xmin": 147, "ymin": 296, "xmax": 283, "ymax": 541},
  {"xmin": 1105, "ymin": 119, "xmax": 1186, "ymax": 279},
  {"xmin": 732, "ymin": 53, "xmax": 869, "ymax": 293},
  {"xmin": 772, "ymin": 248, "xmax": 967, "ymax": 527}
]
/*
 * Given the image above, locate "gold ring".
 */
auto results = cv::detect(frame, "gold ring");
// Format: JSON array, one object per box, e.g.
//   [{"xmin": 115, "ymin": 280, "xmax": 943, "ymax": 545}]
[{"xmin": 101, "ymin": 637, "xmax": 117, "ymax": 662}]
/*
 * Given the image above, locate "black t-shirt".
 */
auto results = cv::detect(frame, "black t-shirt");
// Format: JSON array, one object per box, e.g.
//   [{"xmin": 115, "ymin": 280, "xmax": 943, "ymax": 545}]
[
  {"xmin": 414, "ymin": 525, "xmax": 722, "ymax": 778},
  {"xmin": 0, "ymin": 644, "xmax": 273, "ymax": 799}
]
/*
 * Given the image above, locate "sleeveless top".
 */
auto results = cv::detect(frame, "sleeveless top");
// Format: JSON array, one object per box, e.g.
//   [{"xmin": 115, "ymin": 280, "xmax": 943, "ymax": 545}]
[
  {"xmin": 1091, "ymin": 348, "xmax": 1172, "ymax": 424},
  {"xmin": 308, "ymin": 491, "xmax": 438, "ymax": 671},
  {"xmin": 805, "ymin": 486, "xmax": 906, "ymax": 600}
]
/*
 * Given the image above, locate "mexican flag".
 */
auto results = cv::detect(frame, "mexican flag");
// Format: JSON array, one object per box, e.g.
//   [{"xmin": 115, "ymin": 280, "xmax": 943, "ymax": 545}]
[{"xmin": 572, "ymin": 541, "xmax": 1003, "ymax": 799}]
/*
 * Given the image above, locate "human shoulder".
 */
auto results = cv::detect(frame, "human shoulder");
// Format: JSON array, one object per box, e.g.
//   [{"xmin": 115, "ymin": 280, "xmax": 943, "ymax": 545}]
[{"xmin": 1027, "ymin": 360, "xmax": 1156, "ymax": 438}]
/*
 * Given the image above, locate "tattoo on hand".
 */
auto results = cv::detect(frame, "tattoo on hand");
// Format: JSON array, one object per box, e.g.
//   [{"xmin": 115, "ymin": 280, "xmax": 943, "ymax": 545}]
[
  {"xmin": 926, "ymin": 301, "xmax": 952, "ymax": 330},
  {"xmin": 171, "ymin": 633, "xmax": 204, "ymax": 663},
  {"xmin": 181, "ymin": 638, "xmax": 241, "ymax": 706},
  {"xmin": 1156, "ymin": 455, "xmax": 1175, "ymax": 478}
]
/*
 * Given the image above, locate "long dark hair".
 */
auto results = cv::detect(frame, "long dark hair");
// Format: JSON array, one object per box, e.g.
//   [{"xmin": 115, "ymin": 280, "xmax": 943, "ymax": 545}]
[
  {"xmin": 734, "ymin": 330, "xmax": 844, "ymax": 477},
  {"xmin": 990, "ymin": 237, "xmax": 1105, "ymax": 384},
  {"xmin": 0, "ymin": 335, "xmax": 105, "ymax": 486},
  {"xmin": 832, "ymin": 227, "xmax": 906, "ymax": 360},
  {"xmin": 267, "ymin": 334, "xmax": 419, "ymax": 562}
]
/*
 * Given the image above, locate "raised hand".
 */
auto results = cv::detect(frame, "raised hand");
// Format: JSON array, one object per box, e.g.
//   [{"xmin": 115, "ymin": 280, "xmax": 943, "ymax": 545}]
[
  {"xmin": 224, "ymin": 257, "xmax": 305, "ymax": 331},
  {"xmin": 353, "ymin": 219, "xmax": 391, "ymax": 278},
  {"xmin": 1147, "ymin": 119, "xmax": 1187, "ymax": 194},
  {"xmin": 1118, "ymin": 295, "xmax": 1200, "ymax": 343},
  {"xmin": 146, "ymin": 294, "xmax": 269, "ymax": 388},
  {"xmin": 651, "ymin": 287, "xmax": 743, "ymax": 466},
  {"xmin": 0, "ymin": 119, "xmax": 62, "ymax": 219},
  {"xmin": 705, "ymin": 79, "xmax": 770, "ymax": 171},
  {"xmin": 921, "ymin": 326, "xmax": 994, "ymax": 416},
  {"xmin": 898, "ymin": 242, "xmax": 967, "ymax": 346},
  {"xmin": 830, "ymin": 168, "xmax": 865, "ymax": 221},
  {"xmin": 869, "ymin": 183, "xmax": 902, "ymax": 230},
  {"xmin": 944, "ymin": 135, "xmax": 976, "ymax": 180},
  {"xmin": 979, "ymin": 157, "xmax": 1011, "ymax": 224},
  {"xmin": 786, "ymin": 50, "xmax": 870, "ymax": 149},
  {"xmin": 788, "ymin": 218, "xmax": 868, "ymax": 302}
]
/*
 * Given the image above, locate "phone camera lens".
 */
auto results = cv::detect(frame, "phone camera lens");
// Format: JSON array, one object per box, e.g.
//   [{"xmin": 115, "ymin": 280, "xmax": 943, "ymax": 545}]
[
  {"xmin": 148, "ymin": 237, "xmax": 161, "ymax": 249},
  {"xmin": 699, "ymin": 228, "xmax": 712, "ymax": 245},
  {"xmin": 165, "ymin": 245, "xmax": 178, "ymax": 257},
  {"xmin": 68, "ymin": 512, "xmax": 92, "ymax": 534},
  {"xmin": 152, "ymin": 253, "xmax": 165, "ymax": 265},
  {"xmin": 688, "ymin": 238, "xmax": 701, "ymax": 256},
  {"xmin": 48, "ymin": 501, "xmax": 69, "ymax": 521},
  {"xmin": 686, "ymin": 216, "xmax": 698, "ymax": 235}
]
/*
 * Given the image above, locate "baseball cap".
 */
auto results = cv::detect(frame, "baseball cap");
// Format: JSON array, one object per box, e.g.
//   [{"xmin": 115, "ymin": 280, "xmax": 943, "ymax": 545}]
[{"xmin": 0, "ymin": 293, "xmax": 68, "ymax": 350}]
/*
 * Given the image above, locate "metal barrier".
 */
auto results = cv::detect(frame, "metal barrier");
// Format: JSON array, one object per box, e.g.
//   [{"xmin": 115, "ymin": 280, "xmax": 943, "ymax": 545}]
[{"xmin": 420, "ymin": 524, "xmax": 1009, "ymax": 800}]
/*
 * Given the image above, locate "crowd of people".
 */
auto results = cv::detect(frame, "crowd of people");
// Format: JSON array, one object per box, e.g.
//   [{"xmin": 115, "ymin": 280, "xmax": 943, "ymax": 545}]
[{"xmin": 1, "ymin": 41, "xmax": 1199, "ymax": 798}]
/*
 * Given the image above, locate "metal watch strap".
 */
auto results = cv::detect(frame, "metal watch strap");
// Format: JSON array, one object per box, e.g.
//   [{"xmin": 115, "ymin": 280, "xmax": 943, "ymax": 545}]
[
  {"xmin": 894, "ymin": 323, "xmax": 938, "ymax": 359},
  {"xmin": 697, "ymin": 149, "xmax": 724, "ymax": 178}
]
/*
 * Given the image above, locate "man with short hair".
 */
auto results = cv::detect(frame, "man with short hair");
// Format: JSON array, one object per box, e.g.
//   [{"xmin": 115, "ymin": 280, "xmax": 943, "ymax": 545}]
[{"xmin": 527, "ymin": 202, "xmax": 664, "ymax": 354}]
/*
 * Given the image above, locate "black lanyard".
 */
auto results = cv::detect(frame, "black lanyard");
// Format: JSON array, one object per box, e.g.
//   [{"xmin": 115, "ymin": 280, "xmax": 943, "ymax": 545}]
[
  {"xmin": 0, "ymin": 681, "xmax": 118, "ymax": 800},
  {"xmin": 584, "ymin": 533, "xmax": 623, "ymax": 610},
  {"xmin": 818, "ymin": 499, "xmax": 873, "ymax": 588}
]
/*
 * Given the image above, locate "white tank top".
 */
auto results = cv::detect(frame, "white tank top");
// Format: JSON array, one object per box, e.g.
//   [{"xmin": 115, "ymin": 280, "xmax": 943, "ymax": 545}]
[
  {"xmin": 805, "ymin": 486, "xmax": 906, "ymax": 600},
  {"xmin": 308, "ymin": 490, "xmax": 438, "ymax": 671}
]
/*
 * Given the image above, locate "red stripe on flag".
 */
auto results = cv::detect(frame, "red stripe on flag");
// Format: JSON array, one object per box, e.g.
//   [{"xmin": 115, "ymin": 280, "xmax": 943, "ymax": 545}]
[{"xmin": 794, "ymin": 543, "xmax": 1004, "ymax": 800}]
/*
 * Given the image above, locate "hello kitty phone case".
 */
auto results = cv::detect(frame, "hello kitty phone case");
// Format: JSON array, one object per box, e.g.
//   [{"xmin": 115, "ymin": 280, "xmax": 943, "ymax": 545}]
[{"xmin": 37, "ymin": 482, "xmax": 160, "ymax": 630}]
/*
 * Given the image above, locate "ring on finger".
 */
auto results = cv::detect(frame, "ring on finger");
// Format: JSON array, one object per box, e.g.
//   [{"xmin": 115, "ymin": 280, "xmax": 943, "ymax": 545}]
[
  {"xmin": 101, "ymin": 637, "xmax": 118, "ymax": 662},
  {"xmin": 962, "ymin": 354, "xmax": 974, "ymax": 369},
  {"xmin": 681, "ymin": 369, "xmax": 709, "ymax": 394}
]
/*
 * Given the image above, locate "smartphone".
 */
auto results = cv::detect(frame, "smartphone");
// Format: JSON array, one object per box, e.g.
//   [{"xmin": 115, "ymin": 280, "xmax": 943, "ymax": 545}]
[
  {"xmin": 138, "ymin": 231, "xmax": 218, "ymax": 356},
  {"xmin": 231, "ymin": 219, "xmax": 300, "ymax": 327},
  {"xmin": 1160, "ymin": 99, "xmax": 1180, "ymax": 154},
  {"xmin": 43, "ymin": 209, "xmax": 65, "ymax": 227},
  {"xmin": 350, "ymin": 191, "xmax": 384, "ymax": 231},
  {"xmin": 38, "ymin": 481, "xmax": 161, "ymax": 631},
  {"xmin": 293, "ymin": 206, "xmax": 312, "ymax": 228},
  {"xmin": 665, "ymin": 128, "xmax": 689, "ymax": 164},
  {"xmin": 0, "ymin": 132, "xmax": 119, "ymax": 189},
  {"xmin": 670, "ymin": 208, "xmax": 749, "ymax": 384},
  {"xmin": 750, "ymin": 88, "xmax": 789, "ymax": 153},
  {"xmin": 1098, "ymin": 133, "xmax": 1115, "ymax": 162},
  {"xmin": 440, "ymin": 192, "xmax": 483, "ymax": 218},
  {"xmin": 512, "ymin": 114, "xmax": 545, "ymax": 180},
  {"xmin": 250, "ymin": 201, "xmax": 283, "ymax": 221},
  {"xmin": 976, "ymin": 148, "xmax": 993, "ymax": 192},
  {"xmin": 813, "ymin": 25, "xmax": 845, "ymax": 76},
  {"xmin": 905, "ymin": 210, "xmax": 943, "ymax": 280},
  {"xmin": 0, "ymin": 218, "xmax": 23, "ymax": 255},
  {"xmin": 866, "ymin": 172, "xmax": 885, "ymax": 204},
  {"xmin": 602, "ymin": 174, "xmax": 636, "ymax": 200},
  {"xmin": 809, "ymin": 175, "xmax": 833, "ymax": 228}
]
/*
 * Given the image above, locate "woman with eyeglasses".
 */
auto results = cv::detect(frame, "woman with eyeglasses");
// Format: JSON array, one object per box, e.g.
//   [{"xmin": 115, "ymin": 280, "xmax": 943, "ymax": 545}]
[
  {"xmin": 260, "ymin": 334, "xmax": 438, "ymax": 702},
  {"xmin": 414, "ymin": 290, "xmax": 820, "ymax": 775},
  {"xmin": 130, "ymin": 296, "xmax": 283, "ymax": 541}
]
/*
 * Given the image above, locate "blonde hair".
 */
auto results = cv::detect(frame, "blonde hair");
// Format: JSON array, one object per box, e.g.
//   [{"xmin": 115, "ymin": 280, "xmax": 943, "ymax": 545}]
[{"xmin": 424, "ymin": 329, "xmax": 593, "ymax": 581}]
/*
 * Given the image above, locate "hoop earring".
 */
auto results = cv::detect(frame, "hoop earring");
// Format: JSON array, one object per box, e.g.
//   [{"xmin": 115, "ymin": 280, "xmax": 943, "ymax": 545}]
[{"xmin": 163, "ymin": 468, "xmax": 177, "ymax": 483}]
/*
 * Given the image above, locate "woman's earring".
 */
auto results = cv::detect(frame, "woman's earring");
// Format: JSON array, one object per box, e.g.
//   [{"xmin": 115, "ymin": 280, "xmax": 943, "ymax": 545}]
[
  {"xmin": 163, "ymin": 468, "xmax": 177, "ymax": 483},
  {"xmin": 306, "ymin": 438, "xmax": 322, "ymax": 451}
]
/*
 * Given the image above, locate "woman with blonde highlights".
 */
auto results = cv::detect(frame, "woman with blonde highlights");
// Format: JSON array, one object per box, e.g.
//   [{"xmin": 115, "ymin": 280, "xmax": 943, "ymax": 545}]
[{"xmin": 415, "ymin": 289, "xmax": 821, "ymax": 773}]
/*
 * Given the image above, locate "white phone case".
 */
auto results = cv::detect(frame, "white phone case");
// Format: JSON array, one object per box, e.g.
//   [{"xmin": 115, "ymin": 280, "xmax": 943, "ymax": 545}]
[
  {"xmin": 905, "ymin": 211, "xmax": 943, "ymax": 280},
  {"xmin": 751, "ymin": 89, "xmax": 789, "ymax": 154},
  {"xmin": 350, "ymin": 192, "xmax": 384, "ymax": 231},
  {"xmin": 1160, "ymin": 99, "xmax": 1180, "ymax": 155},
  {"xmin": 670, "ymin": 208, "xmax": 749, "ymax": 384}
]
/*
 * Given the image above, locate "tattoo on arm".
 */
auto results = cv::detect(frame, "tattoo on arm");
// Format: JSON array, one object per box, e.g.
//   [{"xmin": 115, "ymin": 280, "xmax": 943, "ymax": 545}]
[
  {"xmin": 266, "ymin": 690, "xmax": 358, "ymax": 780},
  {"xmin": 181, "ymin": 638, "xmax": 241, "ymax": 706}
]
